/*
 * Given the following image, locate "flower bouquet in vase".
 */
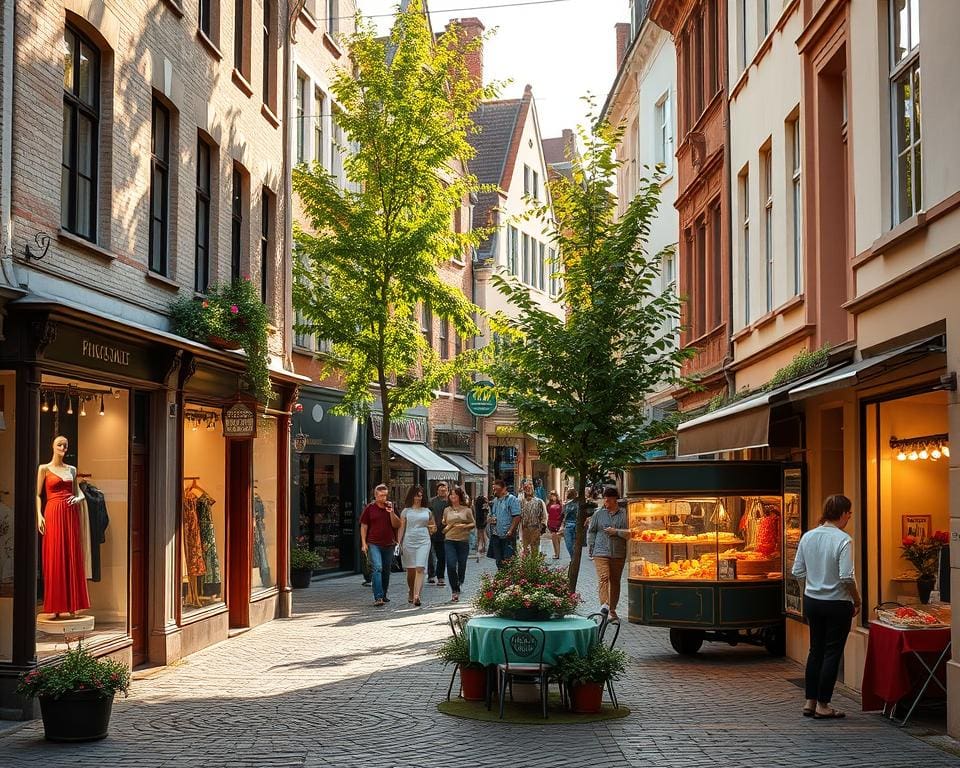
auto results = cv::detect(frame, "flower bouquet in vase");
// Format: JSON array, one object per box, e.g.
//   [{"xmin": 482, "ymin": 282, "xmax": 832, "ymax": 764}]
[
  {"xmin": 473, "ymin": 551, "xmax": 581, "ymax": 620},
  {"xmin": 901, "ymin": 530, "xmax": 949, "ymax": 604}
]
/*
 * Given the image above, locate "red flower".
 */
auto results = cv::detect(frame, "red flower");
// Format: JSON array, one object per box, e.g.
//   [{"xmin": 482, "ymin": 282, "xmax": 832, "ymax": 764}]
[
  {"xmin": 201, "ymin": 300, "xmax": 209, "ymax": 309},
  {"xmin": 484, "ymin": 591, "xmax": 494, "ymax": 600},
  {"xmin": 230, "ymin": 304, "xmax": 239, "ymax": 314},
  {"xmin": 523, "ymin": 600, "xmax": 532, "ymax": 608},
  {"xmin": 934, "ymin": 530, "xmax": 950, "ymax": 544},
  {"xmin": 902, "ymin": 535, "xmax": 916, "ymax": 547}
]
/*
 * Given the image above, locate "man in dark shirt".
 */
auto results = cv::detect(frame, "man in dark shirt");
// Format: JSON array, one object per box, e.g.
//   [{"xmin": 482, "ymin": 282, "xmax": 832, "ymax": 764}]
[
  {"xmin": 359, "ymin": 483, "xmax": 400, "ymax": 607},
  {"xmin": 428, "ymin": 481, "xmax": 449, "ymax": 586}
]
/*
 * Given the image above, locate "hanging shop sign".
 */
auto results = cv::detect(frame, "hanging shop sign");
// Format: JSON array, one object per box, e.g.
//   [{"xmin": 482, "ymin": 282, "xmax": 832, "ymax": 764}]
[
  {"xmin": 222, "ymin": 398, "xmax": 258, "ymax": 439},
  {"xmin": 370, "ymin": 413, "xmax": 426, "ymax": 443},
  {"xmin": 466, "ymin": 381, "xmax": 498, "ymax": 417}
]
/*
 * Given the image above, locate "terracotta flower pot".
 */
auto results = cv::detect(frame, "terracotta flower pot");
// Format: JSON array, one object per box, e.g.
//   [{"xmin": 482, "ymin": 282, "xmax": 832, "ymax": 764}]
[
  {"xmin": 569, "ymin": 681, "xmax": 604, "ymax": 714},
  {"xmin": 459, "ymin": 665, "xmax": 487, "ymax": 701},
  {"xmin": 207, "ymin": 335, "xmax": 242, "ymax": 351}
]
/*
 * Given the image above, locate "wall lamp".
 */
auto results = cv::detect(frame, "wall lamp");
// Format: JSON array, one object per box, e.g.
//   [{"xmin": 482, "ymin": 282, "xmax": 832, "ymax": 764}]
[{"xmin": 890, "ymin": 433, "xmax": 950, "ymax": 462}]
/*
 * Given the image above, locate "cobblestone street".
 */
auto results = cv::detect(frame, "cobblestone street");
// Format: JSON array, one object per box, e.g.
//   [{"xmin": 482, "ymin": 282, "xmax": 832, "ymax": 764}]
[{"xmin": 1, "ymin": 547, "xmax": 958, "ymax": 767}]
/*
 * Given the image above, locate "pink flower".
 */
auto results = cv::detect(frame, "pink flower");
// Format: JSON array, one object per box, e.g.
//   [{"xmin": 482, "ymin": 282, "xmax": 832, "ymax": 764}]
[{"xmin": 230, "ymin": 305, "xmax": 239, "ymax": 314}]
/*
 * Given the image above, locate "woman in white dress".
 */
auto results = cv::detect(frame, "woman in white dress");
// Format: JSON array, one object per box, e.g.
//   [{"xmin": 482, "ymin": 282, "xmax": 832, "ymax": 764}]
[{"xmin": 398, "ymin": 485, "xmax": 435, "ymax": 606}]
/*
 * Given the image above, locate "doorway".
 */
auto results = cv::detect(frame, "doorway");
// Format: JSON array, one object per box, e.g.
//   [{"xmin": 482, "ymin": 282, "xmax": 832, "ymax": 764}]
[{"xmin": 130, "ymin": 392, "xmax": 149, "ymax": 666}]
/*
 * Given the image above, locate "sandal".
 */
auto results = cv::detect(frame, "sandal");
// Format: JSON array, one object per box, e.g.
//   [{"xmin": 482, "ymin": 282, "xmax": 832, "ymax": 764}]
[
  {"xmin": 437, "ymin": 580, "xmax": 446, "ymax": 587},
  {"xmin": 451, "ymin": 593, "xmax": 459, "ymax": 602},
  {"xmin": 374, "ymin": 599, "xmax": 385, "ymax": 607},
  {"xmin": 802, "ymin": 707, "xmax": 815, "ymax": 718},
  {"xmin": 813, "ymin": 708, "xmax": 845, "ymax": 719},
  {"xmin": 414, "ymin": 597, "xmax": 422, "ymax": 607}
]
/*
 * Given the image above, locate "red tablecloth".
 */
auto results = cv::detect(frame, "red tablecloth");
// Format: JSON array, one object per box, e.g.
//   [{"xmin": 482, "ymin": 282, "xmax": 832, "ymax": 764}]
[{"xmin": 861, "ymin": 621, "xmax": 951, "ymax": 711}]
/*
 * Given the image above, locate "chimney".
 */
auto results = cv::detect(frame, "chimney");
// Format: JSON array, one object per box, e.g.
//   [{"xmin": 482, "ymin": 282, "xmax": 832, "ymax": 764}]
[
  {"xmin": 448, "ymin": 17, "xmax": 485, "ymax": 89},
  {"xmin": 615, "ymin": 22, "xmax": 631, "ymax": 69},
  {"xmin": 562, "ymin": 128, "xmax": 575, "ymax": 156}
]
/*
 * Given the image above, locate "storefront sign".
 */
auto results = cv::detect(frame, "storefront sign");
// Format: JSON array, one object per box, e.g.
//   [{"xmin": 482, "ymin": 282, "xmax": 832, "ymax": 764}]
[
  {"xmin": 435, "ymin": 429, "xmax": 473, "ymax": 452},
  {"xmin": 41, "ymin": 323, "xmax": 173, "ymax": 383},
  {"xmin": 466, "ymin": 381, "xmax": 497, "ymax": 417},
  {"xmin": 81, "ymin": 339, "xmax": 130, "ymax": 367},
  {"xmin": 370, "ymin": 413, "xmax": 426, "ymax": 443},
  {"xmin": 295, "ymin": 394, "xmax": 358, "ymax": 455},
  {"xmin": 223, "ymin": 400, "xmax": 257, "ymax": 439}
]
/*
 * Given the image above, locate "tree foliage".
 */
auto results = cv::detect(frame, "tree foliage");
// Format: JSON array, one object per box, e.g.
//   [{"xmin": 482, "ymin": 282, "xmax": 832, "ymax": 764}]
[
  {"xmin": 487, "ymin": 113, "xmax": 692, "ymax": 589},
  {"xmin": 292, "ymin": 1, "xmax": 497, "ymax": 484}
]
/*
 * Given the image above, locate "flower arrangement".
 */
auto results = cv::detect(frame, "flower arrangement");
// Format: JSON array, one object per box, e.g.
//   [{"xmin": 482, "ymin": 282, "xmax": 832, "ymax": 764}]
[
  {"xmin": 473, "ymin": 551, "xmax": 581, "ymax": 619},
  {"xmin": 169, "ymin": 278, "xmax": 274, "ymax": 403},
  {"xmin": 17, "ymin": 643, "xmax": 131, "ymax": 700},
  {"xmin": 901, "ymin": 530, "xmax": 949, "ymax": 579},
  {"xmin": 290, "ymin": 537, "xmax": 323, "ymax": 571}
]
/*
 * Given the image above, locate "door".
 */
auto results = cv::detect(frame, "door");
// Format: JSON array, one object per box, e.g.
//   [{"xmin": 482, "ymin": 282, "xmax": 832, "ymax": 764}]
[
  {"xmin": 227, "ymin": 439, "xmax": 252, "ymax": 628},
  {"xmin": 130, "ymin": 392, "xmax": 149, "ymax": 666}
]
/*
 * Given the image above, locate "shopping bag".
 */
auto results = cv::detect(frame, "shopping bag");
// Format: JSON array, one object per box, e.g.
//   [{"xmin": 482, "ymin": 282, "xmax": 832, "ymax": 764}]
[{"xmin": 391, "ymin": 544, "xmax": 404, "ymax": 572}]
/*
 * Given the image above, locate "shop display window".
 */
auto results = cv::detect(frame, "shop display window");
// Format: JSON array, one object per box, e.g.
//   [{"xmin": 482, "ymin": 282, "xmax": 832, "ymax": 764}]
[
  {"xmin": 626, "ymin": 495, "xmax": 783, "ymax": 582},
  {"xmin": 0, "ymin": 371, "xmax": 14, "ymax": 662},
  {"xmin": 252, "ymin": 415, "xmax": 278, "ymax": 592},
  {"xmin": 864, "ymin": 390, "xmax": 950, "ymax": 606},
  {"xmin": 37, "ymin": 375, "xmax": 129, "ymax": 659},
  {"xmin": 782, "ymin": 467, "xmax": 804, "ymax": 617},
  {"xmin": 182, "ymin": 405, "xmax": 226, "ymax": 616}
]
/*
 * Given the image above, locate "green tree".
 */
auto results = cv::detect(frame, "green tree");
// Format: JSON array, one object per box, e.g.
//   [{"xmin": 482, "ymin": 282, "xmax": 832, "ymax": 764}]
[
  {"xmin": 487, "ymin": 115, "xmax": 692, "ymax": 591},
  {"xmin": 293, "ymin": 2, "xmax": 496, "ymax": 485}
]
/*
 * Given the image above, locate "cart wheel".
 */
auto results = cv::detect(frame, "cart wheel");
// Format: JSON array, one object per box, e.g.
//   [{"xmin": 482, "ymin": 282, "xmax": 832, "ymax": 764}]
[
  {"xmin": 669, "ymin": 629, "xmax": 704, "ymax": 655},
  {"xmin": 763, "ymin": 625, "xmax": 785, "ymax": 657}
]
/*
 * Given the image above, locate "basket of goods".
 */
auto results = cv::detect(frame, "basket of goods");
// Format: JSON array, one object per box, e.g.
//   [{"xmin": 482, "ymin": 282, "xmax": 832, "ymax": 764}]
[{"xmin": 874, "ymin": 603, "xmax": 948, "ymax": 629}]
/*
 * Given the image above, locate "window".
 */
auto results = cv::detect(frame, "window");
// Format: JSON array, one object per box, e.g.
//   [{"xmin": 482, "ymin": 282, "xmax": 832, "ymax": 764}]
[
  {"xmin": 313, "ymin": 87, "xmax": 325, "ymax": 165},
  {"xmin": 762, "ymin": 147, "xmax": 773, "ymax": 313},
  {"xmin": 655, "ymin": 92, "xmax": 673, "ymax": 172},
  {"xmin": 790, "ymin": 117, "xmax": 802, "ymax": 294},
  {"xmin": 326, "ymin": 0, "xmax": 337, "ymax": 37},
  {"xmin": 507, "ymin": 225, "xmax": 518, "ymax": 275},
  {"xmin": 149, "ymin": 98, "xmax": 170, "ymax": 275},
  {"xmin": 231, "ymin": 166, "xmax": 244, "ymax": 283},
  {"xmin": 741, "ymin": 169, "xmax": 750, "ymax": 325},
  {"xmin": 890, "ymin": 0, "xmax": 921, "ymax": 224},
  {"xmin": 738, "ymin": 0, "xmax": 749, "ymax": 71},
  {"xmin": 234, "ymin": 0, "xmax": 246, "ymax": 73},
  {"xmin": 522, "ymin": 234, "xmax": 530, "ymax": 284},
  {"xmin": 538, "ymin": 242, "xmax": 546, "ymax": 291},
  {"xmin": 195, "ymin": 137, "xmax": 212, "ymax": 293},
  {"xmin": 694, "ymin": 218, "xmax": 706, "ymax": 336},
  {"xmin": 421, "ymin": 304, "xmax": 432, "ymax": 347},
  {"xmin": 548, "ymin": 247, "xmax": 559, "ymax": 296},
  {"xmin": 262, "ymin": 0, "xmax": 275, "ymax": 110},
  {"xmin": 663, "ymin": 249, "xmax": 677, "ymax": 331},
  {"xmin": 199, "ymin": 0, "xmax": 212, "ymax": 37},
  {"xmin": 295, "ymin": 73, "xmax": 306, "ymax": 163},
  {"xmin": 710, "ymin": 205, "xmax": 722, "ymax": 328},
  {"xmin": 693, "ymin": 9, "xmax": 703, "ymax": 118},
  {"xmin": 61, "ymin": 25, "xmax": 100, "ymax": 241},
  {"xmin": 532, "ymin": 170, "xmax": 539, "ymax": 202},
  {"xmin": 680, "ymin": 31, "xmax": 691, "ymax": 133},
  {"xmin": 762, "ymin": 0, "xmax": 770, "ymax": 38},
  {"xmin": 331, "ymin": 105, "xmax": 344, "ymax": 185},
  {"xmin": 439, "ymin": 318, "xmax": 449, "ymax": 359},
  {"xmin": 261, "ymin": 188, "xmax": 272, "ymax": 303},
  {"xmin": 707, "ymin": 0, "xmax": 718, "ymax": 95}
]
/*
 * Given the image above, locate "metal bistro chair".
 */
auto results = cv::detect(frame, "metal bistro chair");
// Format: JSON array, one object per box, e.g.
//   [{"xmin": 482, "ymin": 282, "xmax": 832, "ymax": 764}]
[
  {"xmin": 603, "ymin": 618, "xmax": 622, "ymax": 709},
  {"xmin": 587, "ymin": 608, "xmax": 610, "ymax": 641},
  {"xmin": 446, "ymin": 611, "xmax": 473, "ymax": 701},
  {"xmin": 498, "ymin": 626, "xmax": 551, "ymax": 719}
]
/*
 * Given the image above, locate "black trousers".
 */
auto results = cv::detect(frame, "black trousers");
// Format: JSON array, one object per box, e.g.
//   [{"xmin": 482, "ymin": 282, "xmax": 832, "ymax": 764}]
[
  {"xmin": 427, "ymin": 535, "xmax": 446, "ymax": 580},
  {"xmin": 803, "ymin": 595, "xmax": 853, "ymax": 703}
]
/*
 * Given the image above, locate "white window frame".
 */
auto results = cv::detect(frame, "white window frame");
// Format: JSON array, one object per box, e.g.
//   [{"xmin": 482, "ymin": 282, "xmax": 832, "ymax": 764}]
[
  {"xmin": 655, "ymin": 91, "xmax": 673, "ymax": 173},
  {"xmin": 889, "ymin": 0, "xmax": 921, "ymax": 226},
  {"xmin": 741, "ymin": 169, "xmax": 751, "ymax": 326},
  {"xmin": 790, "ymin": 117, "xmax": 802, "ymax": 295},
  {"xmin": 295, "ymin": 72, "xmax": 307, "ymax": 164}
]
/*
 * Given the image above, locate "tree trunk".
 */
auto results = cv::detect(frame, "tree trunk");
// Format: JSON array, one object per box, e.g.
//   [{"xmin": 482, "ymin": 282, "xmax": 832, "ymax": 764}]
[
  {"xmin": 378, "ymin": 380, "xmax": 392, "ymax": 489},
  {"xmin": 567, "ymin": 471, "xmax": 588, "ymax": 593}
]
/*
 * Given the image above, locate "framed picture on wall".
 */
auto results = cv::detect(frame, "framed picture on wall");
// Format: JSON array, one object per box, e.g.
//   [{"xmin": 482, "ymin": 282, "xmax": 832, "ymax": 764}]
[{"xmin": 901, "ymin": 514, "xmax": 932, "ymax": 540}]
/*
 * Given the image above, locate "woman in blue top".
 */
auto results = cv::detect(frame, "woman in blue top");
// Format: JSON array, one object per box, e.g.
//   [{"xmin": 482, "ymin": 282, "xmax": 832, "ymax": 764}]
[{"xmin": 562, "ymin": 489, "xmax": 580, "ymax": 558}]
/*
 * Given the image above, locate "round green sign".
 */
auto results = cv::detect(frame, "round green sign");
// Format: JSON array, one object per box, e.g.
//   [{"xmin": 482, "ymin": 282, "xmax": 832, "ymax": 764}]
[{"xmin": 466, "ymin": 381, "xmax": 498, "ymax": 417}]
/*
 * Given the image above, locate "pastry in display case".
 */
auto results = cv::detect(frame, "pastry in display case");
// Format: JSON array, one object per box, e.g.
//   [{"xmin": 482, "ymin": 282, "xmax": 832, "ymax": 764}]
[{"xmin": 624, "ymin": 461, "xmax": 798, "ymax": 657}]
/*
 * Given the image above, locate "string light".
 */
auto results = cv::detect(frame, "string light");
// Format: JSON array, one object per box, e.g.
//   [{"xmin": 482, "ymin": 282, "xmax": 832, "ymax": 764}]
[
  {"xmin": 80, "ymin": 399, "xmax": 86, "ymax": 417},
  {"xmin": 52, "ymin": 394, "xmax": 58, "ymax": 413},
  {"xmin": 890, "ymin": 434, "xmax": 950, "ymax": 463},
  {"xmin": 66, "ymin": 396, "xmax": 73, "ymax": 415},
  {"xmin": 897, "ymin": 450, "xmax": 907, "ymax": 462},
  {"xmin": 41, "ymin": 394, "xmax": 49, "ymax": 413}
]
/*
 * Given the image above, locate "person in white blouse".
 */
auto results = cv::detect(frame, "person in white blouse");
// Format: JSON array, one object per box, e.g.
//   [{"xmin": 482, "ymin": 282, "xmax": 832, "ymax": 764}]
[{"xmin": 791, "ymin": 494, "xmax": 862, "ymax": 719}]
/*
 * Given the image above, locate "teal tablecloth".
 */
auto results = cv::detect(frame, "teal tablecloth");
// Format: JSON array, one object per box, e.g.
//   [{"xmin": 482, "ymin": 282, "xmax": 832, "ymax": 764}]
[{"xmin": 465, "ymin": 616, "xmax": 598, "ymax": 666}]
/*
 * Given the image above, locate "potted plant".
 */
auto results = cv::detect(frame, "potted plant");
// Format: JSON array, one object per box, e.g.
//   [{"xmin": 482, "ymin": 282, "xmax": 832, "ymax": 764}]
[
  {"xmin": 17, "ymin": 643, "xmax": 130, "ymax": 742},
  {"xmin": 436, "ymin": 633, "xmax": 487, "ymax": 701},
  {"xmin": 473, "ymin": 551, "xmax": 581, "ymax": 620},
  {"xmin": 554, "ymin": 644, "xmax": 626, "ymax": 714},
  {"xmin": 169, "ymin": 278, "xmax": 274, "ymax": 403},
  {"xmin": 901, "ymin": 530, "xmax": 949, "ymax": 604},
  {"xmin": 290, "ymin": 538, "xmax": 322, "ymax": 588}
]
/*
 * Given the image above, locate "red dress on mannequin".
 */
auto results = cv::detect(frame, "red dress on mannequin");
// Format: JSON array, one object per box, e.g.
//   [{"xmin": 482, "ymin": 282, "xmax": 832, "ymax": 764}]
[{"xmin": 42, "ymin": 471, "xmax": 90, "ymax": 614}]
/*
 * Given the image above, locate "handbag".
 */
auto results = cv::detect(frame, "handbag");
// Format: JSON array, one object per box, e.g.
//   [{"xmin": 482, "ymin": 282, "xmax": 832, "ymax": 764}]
[{"xmin": 391, "ymin": 543, "xmax": 404, "ymax": 573}]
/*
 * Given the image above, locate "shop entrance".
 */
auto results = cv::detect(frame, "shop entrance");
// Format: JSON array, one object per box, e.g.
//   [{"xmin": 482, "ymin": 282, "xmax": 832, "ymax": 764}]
[
  {"xmin": 227, "ymin": 439, "xmax": 252, "ymax": 629},
  {"xmin": 297, "ymin": 453, "xmax": 356, "ymax": 572},
  {"xmin": 130, "ymin": 392, "xmax": 149, "ymax": 666}
]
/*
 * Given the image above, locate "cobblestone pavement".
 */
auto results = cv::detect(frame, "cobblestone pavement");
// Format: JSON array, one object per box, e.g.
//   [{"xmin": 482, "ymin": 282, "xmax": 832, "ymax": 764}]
[{"xmin": 2, "ymin": 543, "xmax": 958, "ymax": 767}]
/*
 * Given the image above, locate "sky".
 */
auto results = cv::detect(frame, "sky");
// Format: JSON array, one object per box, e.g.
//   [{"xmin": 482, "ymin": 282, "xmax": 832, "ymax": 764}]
[{"xmin": 355, "ymin": 0, "xmax": 627, "ymax": 139}]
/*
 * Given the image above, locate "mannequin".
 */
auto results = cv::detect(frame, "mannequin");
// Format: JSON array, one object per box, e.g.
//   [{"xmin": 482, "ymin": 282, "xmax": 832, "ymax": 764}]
[{"xmin": 35, "ymin": 435, "xmax": 90, "ymax": 618}]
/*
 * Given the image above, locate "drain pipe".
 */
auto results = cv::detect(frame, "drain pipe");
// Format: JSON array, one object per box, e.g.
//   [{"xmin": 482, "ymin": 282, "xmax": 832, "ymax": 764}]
[
  {"xmin": 722, "ymin": 5, "xmax": 735, "ymax": 403},
  {"xmin": 0, "ymin": 0, "xmax": 19, "ymax": 289}
]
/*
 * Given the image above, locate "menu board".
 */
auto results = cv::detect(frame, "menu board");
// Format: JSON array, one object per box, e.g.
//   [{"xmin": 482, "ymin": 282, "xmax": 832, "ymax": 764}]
[{"xmin": 783, "ymin": 467, "xmax": 805, "ymax": 618}]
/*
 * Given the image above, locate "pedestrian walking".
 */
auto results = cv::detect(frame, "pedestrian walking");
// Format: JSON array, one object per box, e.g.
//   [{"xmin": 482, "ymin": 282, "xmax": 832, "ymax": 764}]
[
  {"xmin": 442, "ymin": 486, "xmax": 476, "ymax": 602},
  {"xmin": 397, "ymin": 485, "xmax": 435, "ymax": 607},
  {"xmin": 587, "ymin": 487, "xmax": 629, "ymax": 620},
  {"xmin": 487, "ymin": 478, "xmax": 521, "ymax": 569},
  {"xmin": 474, "ymin": 492, "xmax": 490, "ymax": 562},
  {"xmin": 546, "ymin": 490, "xmax": 563, "ymax": 560},
  {"xmin": 519, "ymin": 479, "xmax": 547, "ymax": 555},
  {"xmin": 791, "ymin": 494, "xmax": 861, "ymax": 720},
  {"xmin": 562, "ymin": 489, "xmax": 579, "ymax": 558},
  {"xmin": 359, "ymin": 484, "xmax": 401, "ymax": 607},
  {"xmin": 427, "ymin": 481, "xmax": 449, "ymax": 586}
]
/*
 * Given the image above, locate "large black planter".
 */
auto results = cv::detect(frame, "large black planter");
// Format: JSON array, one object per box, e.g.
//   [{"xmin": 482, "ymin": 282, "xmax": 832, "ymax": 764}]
[
  {"xmin": 290, "ymin": 568, "xmax": 314, "ymax": 589},
  {"xmin": 39, "ymin": 690, "xmax": 115, "ymax": 742}
]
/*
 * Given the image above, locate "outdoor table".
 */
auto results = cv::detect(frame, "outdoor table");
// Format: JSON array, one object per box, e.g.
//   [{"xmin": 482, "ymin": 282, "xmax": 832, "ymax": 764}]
[
  {"xmin": 861, "ymin": 620, "xmax": 951, "ymax": 726},
  {"xmin": 465, "ymin": 615, "xmax": 599, "ymax": 710}
]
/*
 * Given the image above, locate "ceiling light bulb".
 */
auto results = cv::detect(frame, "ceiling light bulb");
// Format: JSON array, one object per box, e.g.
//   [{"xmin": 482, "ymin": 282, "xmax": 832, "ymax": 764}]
[
  {"xmin": 943, "ymin": 445, "xmax": 951, "ymax": 458},
  {"xmin": 908, "ymin": 450, "xmax": 919, "ymax": 461},
  {"xmin": 80, "ymin": 400, "xmax": 87, "ymax": 417},
  {"xmin": 192, "ymin": 422, "xmax": 198, "ymax": 431},
  {"xmin": 207, "ymin": 419, "xmax": 215, "ymax": 430},
  {"xmin": 67, "ymin": 397, "xmax": 74, "ymax": 416},
  {"xmin": 897, "ymin": 450, "xmax": 907, "ymax": 461},
  {"xmin": 52, "ymin": 396, "xmax": 58, "ymax": 413},
  {"xmin": 919, "ymin": 447, "xmax": 929, "ymax": 460},
  {"xmin": 99, "ymin": 394, "xmax": 105, "ymax": 416},
  {"xmin": 931, "ymin": 447, "xmax": 941, "ymax": 460},
  {"xmin": 41, "ymin": 395, "xmax": 49, "ymax": 413}
]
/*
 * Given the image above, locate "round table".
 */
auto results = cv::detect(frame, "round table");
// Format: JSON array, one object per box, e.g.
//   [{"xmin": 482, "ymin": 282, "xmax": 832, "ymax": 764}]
[{"xmin": 465, "ymin": 615, "xmax": 598, "ymax": 666}]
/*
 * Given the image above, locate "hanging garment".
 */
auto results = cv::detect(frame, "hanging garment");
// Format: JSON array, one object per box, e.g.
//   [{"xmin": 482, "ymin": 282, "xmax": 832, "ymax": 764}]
[
  {"xmin": 253, "ymin": 494, "xmax": 271, "ymax": 585},
  {"xmin": 41, "ymin": 471, "xmax": 90, "ymax": 614},
  {"xmin": 182, "ymin": 492, "xmax": 206, "ymax": 577},
  {"xmin": 80, "ymin": 482, "xmax": 109, "ymax": 582},
  {"xmin": 196, "ymin": 493, "xmax": 221, "ymax": 595}
]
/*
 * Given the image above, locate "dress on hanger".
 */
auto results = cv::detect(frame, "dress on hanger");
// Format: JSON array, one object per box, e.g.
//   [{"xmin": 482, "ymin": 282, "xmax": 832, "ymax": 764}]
[{"xmin": 42, "ymin": 471, "xmax": 90, "ymax": 614}]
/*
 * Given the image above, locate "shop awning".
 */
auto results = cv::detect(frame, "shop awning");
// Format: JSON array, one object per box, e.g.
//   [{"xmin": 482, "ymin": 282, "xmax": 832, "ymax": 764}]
[
  {"xmin": 388, "ymin": 441, "xmax": 460, "ymax": 480},
  {"xmin": 441, "ymin": 452, "xmax": 487, "ymax": 481}
]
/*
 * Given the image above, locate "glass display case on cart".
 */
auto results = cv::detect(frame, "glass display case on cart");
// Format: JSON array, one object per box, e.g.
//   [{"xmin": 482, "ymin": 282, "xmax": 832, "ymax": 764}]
[{"xmin": 624, "ymin": 461, "xmax": 802, "ymax": 656}]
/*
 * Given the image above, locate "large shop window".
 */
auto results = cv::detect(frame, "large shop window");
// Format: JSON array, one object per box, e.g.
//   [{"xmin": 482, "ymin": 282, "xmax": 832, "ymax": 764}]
[
  {"xmin": 0, "ymin": 371, "xmax": 14, "ymax": 661},
  {"xmin": 252, "ymin": 415, "xmax": 278, "ymax": 592},
  {"xmin": 864, "ymin": 390, "xmax": 950, "ymax": 606},
  {"xmin": 37, "ymin": 375, "xmax": 129, "ymax": 659},
  {"xmin": 182, "ymin": 405, "xmax": 226, "ymax": 617}
]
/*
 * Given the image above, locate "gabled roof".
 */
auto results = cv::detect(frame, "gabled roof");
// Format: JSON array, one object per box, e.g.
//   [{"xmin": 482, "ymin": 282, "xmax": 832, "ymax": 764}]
[{"xmin": 468, "ymin": 99, "xmax": 523, "ymax": 187}]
